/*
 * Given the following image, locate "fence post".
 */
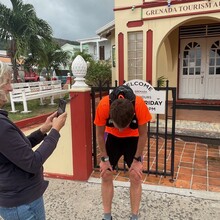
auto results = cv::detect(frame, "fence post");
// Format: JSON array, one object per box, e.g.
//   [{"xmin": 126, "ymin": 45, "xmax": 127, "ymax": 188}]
[
  {"xmin": 69, "ymin": 55, "xmax": 92, "ymax": 180},
  {"xmin": 69, "ymin": 88, "xmax": 92, "ymax": 180}
]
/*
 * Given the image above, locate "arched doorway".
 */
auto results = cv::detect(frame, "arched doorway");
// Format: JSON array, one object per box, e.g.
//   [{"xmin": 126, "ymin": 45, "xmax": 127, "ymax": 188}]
[{"xmin": 179, "ymin": 24, "xmax": 220, "ymax": 100}]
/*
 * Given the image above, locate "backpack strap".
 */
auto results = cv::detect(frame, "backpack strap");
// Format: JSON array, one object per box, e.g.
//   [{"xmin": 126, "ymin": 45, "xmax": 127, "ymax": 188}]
[{"xmin": 109, "ymin": 85, "xmax": 135, "ymax": 103}]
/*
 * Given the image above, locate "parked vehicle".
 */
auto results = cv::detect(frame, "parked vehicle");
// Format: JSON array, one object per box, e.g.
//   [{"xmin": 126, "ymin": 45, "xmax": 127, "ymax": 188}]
[{"xmin": 24, "ymin": 70, "xmax": 39, "ymax": 82}]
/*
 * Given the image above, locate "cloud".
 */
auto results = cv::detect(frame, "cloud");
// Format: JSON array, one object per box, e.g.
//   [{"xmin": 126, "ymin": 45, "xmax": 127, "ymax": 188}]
[{"xmin": 1, "ymin": 0, "xmax": 114, "ymax": 40}]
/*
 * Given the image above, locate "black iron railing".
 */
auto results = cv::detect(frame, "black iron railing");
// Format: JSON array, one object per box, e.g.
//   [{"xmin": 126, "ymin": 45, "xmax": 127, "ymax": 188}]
[{"xmin": 91, "ymin": 80, "xmax": 176, "ymax": 179}]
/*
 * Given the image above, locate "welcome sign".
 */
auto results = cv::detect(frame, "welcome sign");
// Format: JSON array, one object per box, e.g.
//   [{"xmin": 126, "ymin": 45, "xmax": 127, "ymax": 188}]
[{"xmin": 124, "ymin": 79, "xmax": 166, "ymax": 114}]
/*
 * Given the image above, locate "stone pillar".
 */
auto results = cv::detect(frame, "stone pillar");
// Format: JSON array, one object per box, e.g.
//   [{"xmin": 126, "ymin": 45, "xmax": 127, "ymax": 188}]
[
  {"xmin": 69, "ymin": 88, "xmax": 92, "ymax": 180},
  {"xmin": 69, "ymin": 55, "xmax": 92, "ymax": 180}
]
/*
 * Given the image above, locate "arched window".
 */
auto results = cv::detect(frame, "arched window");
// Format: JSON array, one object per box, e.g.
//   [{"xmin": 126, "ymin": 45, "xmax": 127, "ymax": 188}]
[
  {"xmin": 209, "ymin": 40, "xmax": 220, "ymax": 75},
  {"xmin": 182, "ymin": 42, "xmax": 201, "ymax": 76}
]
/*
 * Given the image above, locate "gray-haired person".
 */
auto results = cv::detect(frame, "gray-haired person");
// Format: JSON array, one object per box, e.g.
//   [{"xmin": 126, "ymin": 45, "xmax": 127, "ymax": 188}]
[{"xmin": 0, "ymin": 61, "xmax": 67, "ymax": 220}]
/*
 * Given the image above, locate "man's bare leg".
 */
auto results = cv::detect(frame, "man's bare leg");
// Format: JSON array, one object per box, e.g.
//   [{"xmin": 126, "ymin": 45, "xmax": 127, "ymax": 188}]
[
  {"xmin": 129, "ymin": 170, "xmax": 142, "ymax": 219},
  {"xmin": 102, "ymin": 171, "xmax": 114, "ymax": 219}
]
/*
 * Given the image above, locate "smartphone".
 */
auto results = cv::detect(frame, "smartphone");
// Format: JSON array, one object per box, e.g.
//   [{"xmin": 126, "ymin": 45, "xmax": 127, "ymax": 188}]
[{"xmin": 57, "ymin": 99, "xmax": 67, "ymax": 117}]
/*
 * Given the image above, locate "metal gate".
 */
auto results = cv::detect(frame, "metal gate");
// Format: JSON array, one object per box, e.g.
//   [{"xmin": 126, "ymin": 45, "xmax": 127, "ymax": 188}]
[{"xmin": 91, "ymin": 81, "xmax": 176, "ymax": 179}]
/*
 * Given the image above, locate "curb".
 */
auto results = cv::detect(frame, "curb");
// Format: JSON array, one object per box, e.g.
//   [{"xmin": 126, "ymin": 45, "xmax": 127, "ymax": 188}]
[
  {"xmin": 150, "ymin": 127, "xmax": 220, "ymax": 145},
  {"xmin": 88, "ymin": 177, "xmax": 220, "ymax": 201},
  {"xmin": 14, "ymin": 112, "xmax": 53, "ymax": 129}
]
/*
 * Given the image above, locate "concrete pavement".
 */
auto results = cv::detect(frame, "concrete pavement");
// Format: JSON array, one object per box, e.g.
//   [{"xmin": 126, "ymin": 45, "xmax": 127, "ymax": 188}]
[{"xmin": 44, "ymin": 177, "xmax": 220, "ymax": 220}]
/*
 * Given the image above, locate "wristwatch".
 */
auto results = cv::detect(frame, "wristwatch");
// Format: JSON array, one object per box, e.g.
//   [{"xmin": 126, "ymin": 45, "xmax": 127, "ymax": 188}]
[
  {"xmin": 134, "ymin": 156, "xmax": 142, "ymax": 162},
  {"xmin": 101, "ymin": 156, "xmax": 109, "ymax": 162}
]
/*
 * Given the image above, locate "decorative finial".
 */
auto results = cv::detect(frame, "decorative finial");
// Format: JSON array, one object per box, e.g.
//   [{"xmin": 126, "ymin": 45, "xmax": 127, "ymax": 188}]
[
  {"xmin": 167, "ymin": 0, "xmax": 171, "ymax": 7},
  {"xmin": 71, "ymin": 55, "xmax": 88, "ymax": 88}
]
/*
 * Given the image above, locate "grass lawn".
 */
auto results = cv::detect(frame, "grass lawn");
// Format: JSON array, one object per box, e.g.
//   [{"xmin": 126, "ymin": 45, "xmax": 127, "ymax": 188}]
[{"xmin": 3, "ymin": 96, "xmax": 68, "ymax": 122}]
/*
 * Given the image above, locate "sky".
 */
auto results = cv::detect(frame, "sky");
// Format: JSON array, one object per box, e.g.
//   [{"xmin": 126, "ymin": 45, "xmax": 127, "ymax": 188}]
[{"xmin": 1, "ymin": 0, "xmax": 114, "ymax": 41}]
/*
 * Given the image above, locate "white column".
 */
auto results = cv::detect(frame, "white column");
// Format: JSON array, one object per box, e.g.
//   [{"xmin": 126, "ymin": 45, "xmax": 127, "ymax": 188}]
[
  {"xmin": 80, "ymin": 42, "xmax": 83, "ymax": 52},
  {"xmin": 96, "ymin": 41, "xmax": 99, "ymax": 60}
]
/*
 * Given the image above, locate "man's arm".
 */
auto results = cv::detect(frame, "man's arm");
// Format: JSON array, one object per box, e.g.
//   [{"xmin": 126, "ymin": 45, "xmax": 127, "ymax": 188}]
[
  {"xmin": 135, "ymin": 123, "xmax": 147, "ymax": 158},
  {"xmin": 129, "ymin": 123, "xmax": 147, "ymax": 177},
  {"xmin": 96, "ymin": 125, "xmax": 112, "ymax": 175},
  {"xmin": 96, "ymin": 125, "xmax": 108, "ymax": 157}
]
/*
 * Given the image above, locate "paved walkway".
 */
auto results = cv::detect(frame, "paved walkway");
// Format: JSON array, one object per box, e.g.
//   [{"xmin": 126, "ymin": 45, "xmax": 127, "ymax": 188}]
[{"xmin": 44, "ymin": 178, "xmax": 220, "ymax": 220}]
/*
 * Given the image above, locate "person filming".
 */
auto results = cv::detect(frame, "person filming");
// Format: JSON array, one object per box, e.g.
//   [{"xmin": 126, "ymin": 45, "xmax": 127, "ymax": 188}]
[{"xmin": 0, "ymin": 62, "xmax": 67, "ymax": 220}]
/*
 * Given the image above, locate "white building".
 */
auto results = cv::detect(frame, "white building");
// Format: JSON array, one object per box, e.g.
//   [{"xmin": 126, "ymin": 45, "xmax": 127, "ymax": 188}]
[{"xmin": 77, "ymin": 36, "xmax": 111, "ymax": 61}]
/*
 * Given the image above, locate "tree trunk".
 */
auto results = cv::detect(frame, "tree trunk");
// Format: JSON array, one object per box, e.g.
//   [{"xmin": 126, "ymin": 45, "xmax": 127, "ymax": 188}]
[{"xmin": 10, "ymin": 39, "xmax": 19, "ymax": 83}]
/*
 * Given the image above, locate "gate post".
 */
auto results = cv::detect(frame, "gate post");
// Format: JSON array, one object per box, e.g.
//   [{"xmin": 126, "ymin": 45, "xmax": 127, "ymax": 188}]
[
  {"xmin": 69, "ymin": 55, "xmax": 92, "ymax": 180},
  {"xmin": 69, "ymin": 88, "xmax": 92, "ymax": 180}
]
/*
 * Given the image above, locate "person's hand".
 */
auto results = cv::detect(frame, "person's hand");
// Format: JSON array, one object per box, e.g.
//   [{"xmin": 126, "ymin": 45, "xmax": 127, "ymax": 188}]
[
  {"xmin": 40, "ymin": 112, "xmax": 58, "ymax": 134},
  {"xmin": 99, "ymin": 161, "xmax": 112, "ymax": 177},
  {"xmin": 52, "ymin": 112, "xmax": 67, "ymax": 132},
  {"xmin": 129, "ymin": 160, "xmax": 143, "ymax": 178}
]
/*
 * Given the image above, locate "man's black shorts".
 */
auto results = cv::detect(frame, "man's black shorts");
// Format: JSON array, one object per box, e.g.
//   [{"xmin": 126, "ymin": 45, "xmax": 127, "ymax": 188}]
[{"xmin": 105, "ymin": 133, "xmax": 139, "ymax": 169}]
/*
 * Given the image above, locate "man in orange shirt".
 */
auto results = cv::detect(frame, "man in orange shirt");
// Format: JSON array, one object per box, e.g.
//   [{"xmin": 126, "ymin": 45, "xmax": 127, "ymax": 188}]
[{"xmin": 94, "ymin": 85, "xmax": 152, "ymax": 220}]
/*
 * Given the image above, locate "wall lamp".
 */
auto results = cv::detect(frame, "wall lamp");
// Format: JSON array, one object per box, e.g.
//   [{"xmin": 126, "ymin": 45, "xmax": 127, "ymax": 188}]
[
  {"xmin": 167, "ymin": 0, "xmax": 171, "ymax": 7},
  {"xmin": 131, "ymin": 5, "xmax": 135, "ymax": 11}
]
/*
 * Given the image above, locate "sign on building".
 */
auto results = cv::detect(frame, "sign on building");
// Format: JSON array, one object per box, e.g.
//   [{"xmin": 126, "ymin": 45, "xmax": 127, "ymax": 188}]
[{"xmin": 124, "ymin": 79, "xmax": 166, "ymax": 114}]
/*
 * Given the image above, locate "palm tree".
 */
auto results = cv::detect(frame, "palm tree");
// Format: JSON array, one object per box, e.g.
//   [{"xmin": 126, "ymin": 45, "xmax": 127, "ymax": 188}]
[
  {"xmin": 24, "ymin": 40, "xmax": 71, "ymax": 78},
  {"xmin": 36, "ymin": 41, "xmax": 71, "ymax": 74},
  {"xmin": 0, "ymin": 0, "xmax": 52, "ymax": 82}
]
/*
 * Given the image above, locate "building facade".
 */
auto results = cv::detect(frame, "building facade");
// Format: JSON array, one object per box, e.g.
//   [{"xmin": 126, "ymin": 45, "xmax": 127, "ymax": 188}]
[
  {"xmin": 77, "ymin": 36, "xmax": 111, "ymax": 61},
  {"xmin": 102, "ymin": 0, "xmax": 220, "ymax": 104}
]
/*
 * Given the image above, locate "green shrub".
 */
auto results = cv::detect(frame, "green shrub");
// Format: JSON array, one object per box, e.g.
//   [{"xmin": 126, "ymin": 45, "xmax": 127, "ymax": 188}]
[{"xmin": 86, "ymin": 60, "xmax": 112, "ymax": 87}]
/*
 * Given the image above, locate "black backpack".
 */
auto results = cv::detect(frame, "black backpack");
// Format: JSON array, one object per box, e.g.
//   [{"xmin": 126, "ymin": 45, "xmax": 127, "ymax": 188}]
[{"xmin": 106, "ymin": 85, "xmax": 138, "ymax": 129}]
